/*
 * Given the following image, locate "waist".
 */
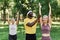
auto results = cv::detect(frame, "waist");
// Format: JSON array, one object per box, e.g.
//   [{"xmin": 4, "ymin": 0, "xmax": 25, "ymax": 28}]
[
  {"xmin": 42, "ymin": 30, "xmax": 50, "ymax": 34},
  {"xmin": 26, "ymin": 33, "xmax": 36, "ymax": 35},
  {"xmin": 25, "ymin": 30, "xmax": 36, "ymax": 34},
  {"xmin": 42, "ymin": 34, "xmax": 50, "ymax": 37},
  {"xmin": 26, "ymin": 32, "xmax": 36, "ymax": 34},
  {"xmin": 9, "ymin": 33, "xmax": 17, "ymax": 35},
  {"xmin": 9, "ymin": 31, "xmax": 17, "ymax": 35},
  {"xmin": 9, "ymin": 34, "xmax": 17, "ymax": 36}
]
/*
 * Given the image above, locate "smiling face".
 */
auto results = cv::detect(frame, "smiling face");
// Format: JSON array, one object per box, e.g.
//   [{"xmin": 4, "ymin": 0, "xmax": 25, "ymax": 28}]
[
  {"xmin": 28, "ymin": 12, "xmax": 33, "ymax": 18},
  {"xmin": 43, "ymin": 15, "xmax": 48, "ymax": 24}
]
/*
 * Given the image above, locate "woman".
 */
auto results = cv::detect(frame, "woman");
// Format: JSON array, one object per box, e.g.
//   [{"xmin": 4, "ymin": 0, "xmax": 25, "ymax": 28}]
[
  {"xmin": 8, "ymin": 13, "xmax": 19, "ymax": 40},
  {"xmin": 39, "ymin": 3, "xmax": 52, "ymax": 40}
]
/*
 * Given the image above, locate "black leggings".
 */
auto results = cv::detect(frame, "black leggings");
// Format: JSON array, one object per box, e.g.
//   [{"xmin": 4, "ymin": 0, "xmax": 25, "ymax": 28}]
[
  {"xmin": 26, "ymin": 34, "xmax": 36, "ymax": 40},
  {"xmin": 9, "ymin": 34, "xmax": 17, "ymax": 40}
]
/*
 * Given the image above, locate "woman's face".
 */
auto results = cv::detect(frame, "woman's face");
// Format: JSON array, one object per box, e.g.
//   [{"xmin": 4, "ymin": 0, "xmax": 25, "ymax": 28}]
[
  {"xmin": 43, "ymin": 19, "xmax": 48, "ymax": 23},
  {"xmin": 43, "ymin": 17, "xmax": 48, "ymax": 23},
  {"xmin": 11, "ymin": 19, "xmax": 15, "ymax": 24}
]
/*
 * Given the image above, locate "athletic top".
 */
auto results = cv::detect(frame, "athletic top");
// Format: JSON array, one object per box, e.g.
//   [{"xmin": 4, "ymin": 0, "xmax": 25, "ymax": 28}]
[
  {"xmin": 9, "ymin": 23, "xmax": 17, "ymax": 35},
  {"xmin": 41, "ymin": 24, "xmax": 50, "ymax": 34},
  {"xmin": 24, "ymin": 17, "xmax": 37, "ymax": 34}
]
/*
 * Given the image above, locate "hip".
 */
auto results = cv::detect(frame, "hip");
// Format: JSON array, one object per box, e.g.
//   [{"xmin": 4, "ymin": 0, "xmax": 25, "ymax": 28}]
[
  {"xmin": 9, "ymin": 34, "xmax": 17, "ymax": 37},
  {"xmin": 26, "ymin": 33, "xmax": 36, "ymax": 37},
  {"xmin": 9, "ymin": 33, "xmax": 17, "ymax": 35},
  {"xmin": 41, "ymin": 36, "xmax": 51, "ymax": 40},
  {"xmin": 9, "ymin": 31, "xmax": 17, "ymax": 35},
  {"xmin": 26, "ymin": 34, "xmax": 36, "ymax": 40},
  {"xmin": 26, "ymin": 34, "xmax": 36, "ymax": 35}
]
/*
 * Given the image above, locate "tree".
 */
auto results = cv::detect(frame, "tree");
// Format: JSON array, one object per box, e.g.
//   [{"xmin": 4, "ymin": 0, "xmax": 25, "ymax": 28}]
[{"xmin": 1, "ymin": 0, "xmax": 9, "ymax": 23}]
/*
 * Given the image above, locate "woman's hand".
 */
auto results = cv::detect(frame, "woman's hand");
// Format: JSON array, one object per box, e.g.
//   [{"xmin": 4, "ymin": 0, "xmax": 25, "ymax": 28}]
[
  {"xmin": 39, "ymin": 3, "xmax": 42, "ymax": 15},
  {"xmin": 49, "ymin": 3, "xmax": 51, "ymax": 10},
  {"xmin": 49, "ymin": 3, "xmax": 51, "ymax": 16},
  {"xmin": 39, "ymin": 3, "xmax": 42, "ymax": 8},
  {"xmin": 16, "ymin": 12, "xmax": 19, "ymax": 25}
]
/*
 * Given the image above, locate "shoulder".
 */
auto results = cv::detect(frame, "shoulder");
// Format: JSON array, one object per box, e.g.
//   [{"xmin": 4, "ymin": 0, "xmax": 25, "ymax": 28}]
[
  {"xmin": 24, "ymin": 18, "xmax": 28, "ymax": 22},
  {"xmin": 24, "ymin": 18, "xmax": 28, "ymax": 20},
  {"xmin": 32, "ymin": 17, "xmax": 36, "ymax": 20}
]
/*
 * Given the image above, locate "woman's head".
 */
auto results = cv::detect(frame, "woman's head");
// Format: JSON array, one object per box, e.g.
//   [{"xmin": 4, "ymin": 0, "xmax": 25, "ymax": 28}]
[
  {"xmin": 11, "ymin": 18, "xmax": 15, "ymax": 24},
  {"xmin": 42, "ymin": 15, "xmax": 48, "ymax": 23}
]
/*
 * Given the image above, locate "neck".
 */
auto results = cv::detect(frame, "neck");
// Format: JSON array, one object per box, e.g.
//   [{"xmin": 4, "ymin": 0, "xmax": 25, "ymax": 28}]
[
  {"xmin": 28, "ymin": 16, "xmax": 33, "ymax": 19},
  {"xmin": 43, "ymin": 23, "xmax": 47, "ymax": 26},
  {"xmin": 12, "ymin": 23, "xmax": 14, "ymax": 25}
]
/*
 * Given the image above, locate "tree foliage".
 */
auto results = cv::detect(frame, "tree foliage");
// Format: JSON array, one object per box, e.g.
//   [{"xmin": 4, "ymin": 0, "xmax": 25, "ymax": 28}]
[
  {"xmin": 0, "ymin": 0, "xmax": 9, "ymax": 23},
  {"xmin": 0, "ymin": 0, "xmax": 60, "ymax": 20},
  {"xmin": 13, "ymin": 0, "xmax": 59, "ymax": 18}
]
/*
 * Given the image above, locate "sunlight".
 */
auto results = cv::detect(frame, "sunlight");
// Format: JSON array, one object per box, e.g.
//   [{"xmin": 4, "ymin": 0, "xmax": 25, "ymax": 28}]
[
  {"xmin": 0, "ymin": 27, "xmax": 4, "ymax": 29},
  {"xmin": 57, "ymin": 0, "xmax": 60, "ymax": 6}
]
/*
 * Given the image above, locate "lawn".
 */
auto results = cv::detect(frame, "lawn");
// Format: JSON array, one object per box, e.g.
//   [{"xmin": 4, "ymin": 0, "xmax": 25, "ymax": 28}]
[{"xmin": 0, "ymin": 24, "xmax": 60, "ymax": 40}]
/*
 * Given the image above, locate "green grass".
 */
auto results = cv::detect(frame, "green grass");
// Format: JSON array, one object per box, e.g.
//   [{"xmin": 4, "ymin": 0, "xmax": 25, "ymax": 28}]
[{"xmin": 0, "ymin": 25, "xmax": 60, "ymax": 40}]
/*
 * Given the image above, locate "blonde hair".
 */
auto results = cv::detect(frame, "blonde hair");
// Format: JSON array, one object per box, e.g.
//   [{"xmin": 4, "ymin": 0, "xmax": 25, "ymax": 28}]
[
  {"xmin": 43, "ymin": 15, "xmax": 48, "ymax": 20},
  {"xmin": 11, "ymin": 18, "xmax": 15, "ymax": 22}
]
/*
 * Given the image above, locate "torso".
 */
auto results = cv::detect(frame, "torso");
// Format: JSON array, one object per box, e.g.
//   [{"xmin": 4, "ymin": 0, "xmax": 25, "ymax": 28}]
[
  {"xmin": 24, "ymin": 18, "xmax": 37, "ymax": 34},
  {"xmin": 41, "ymin": 24, "xmax": 50, "ymax": 36},
  {"xmin": 9, "ymin": 23, "xmax": 17, "ymax": 35}
]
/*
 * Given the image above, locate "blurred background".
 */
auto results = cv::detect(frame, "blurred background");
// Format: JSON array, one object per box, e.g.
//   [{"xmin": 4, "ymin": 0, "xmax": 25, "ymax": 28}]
[{"xmin": 0, "ymin": 0, "xmax": 60, "ymax": 40}]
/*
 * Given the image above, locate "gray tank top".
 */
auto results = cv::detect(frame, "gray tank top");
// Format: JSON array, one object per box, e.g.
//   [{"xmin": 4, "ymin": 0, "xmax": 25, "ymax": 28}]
[{"xmin": 41, "ymin": 24, "xmax": 50, "ymax": 34}]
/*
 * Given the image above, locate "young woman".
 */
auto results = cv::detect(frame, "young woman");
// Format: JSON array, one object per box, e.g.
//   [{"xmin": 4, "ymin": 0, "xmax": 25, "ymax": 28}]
[
  {"xmin": 39, "ymin": 3, "xmax": 52, "ymax": 40},
  {"xmin": 8, "ymin": 14, "xmax": 19, "ymax": 40}
]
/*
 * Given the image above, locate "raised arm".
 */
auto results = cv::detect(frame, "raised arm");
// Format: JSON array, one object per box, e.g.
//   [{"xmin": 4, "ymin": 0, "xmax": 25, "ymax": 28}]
[
  {"xmin": 16, "ymin": 13, "xmax": 19, "ymax": 25},
  {"xmin": 8, "ymin": 13, "xmax": 10, "ymax": 25},
  {"xmin": 48, "ymin": 3, "xmax": 52, "ymax": 27},
  {"xmin": 49, "ymin": 3, "xmax": 52, "ymax": 16},
  {"xmin": 39, "ymin": 3, "xmax": 42, "ymax": 26},
  {"xmin": 26, "ymin": 13, "xmax": 40, "ymax": 27}
]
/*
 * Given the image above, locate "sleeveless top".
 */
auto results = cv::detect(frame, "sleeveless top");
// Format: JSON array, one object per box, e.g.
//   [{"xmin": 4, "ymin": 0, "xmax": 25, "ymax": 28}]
[
  {"xmin": 9, "ymin": 23, "xmax": 17, "ymax": 35},
  {"xmin": 41, "ymin": 24, "xmax": 50, "ymax": 34}
]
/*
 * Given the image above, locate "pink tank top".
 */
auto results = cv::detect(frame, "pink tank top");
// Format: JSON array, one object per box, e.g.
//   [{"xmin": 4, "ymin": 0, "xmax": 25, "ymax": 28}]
[{"xmin": 41, "ymin": 24, "xmax": 50, "ymax": 34}]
